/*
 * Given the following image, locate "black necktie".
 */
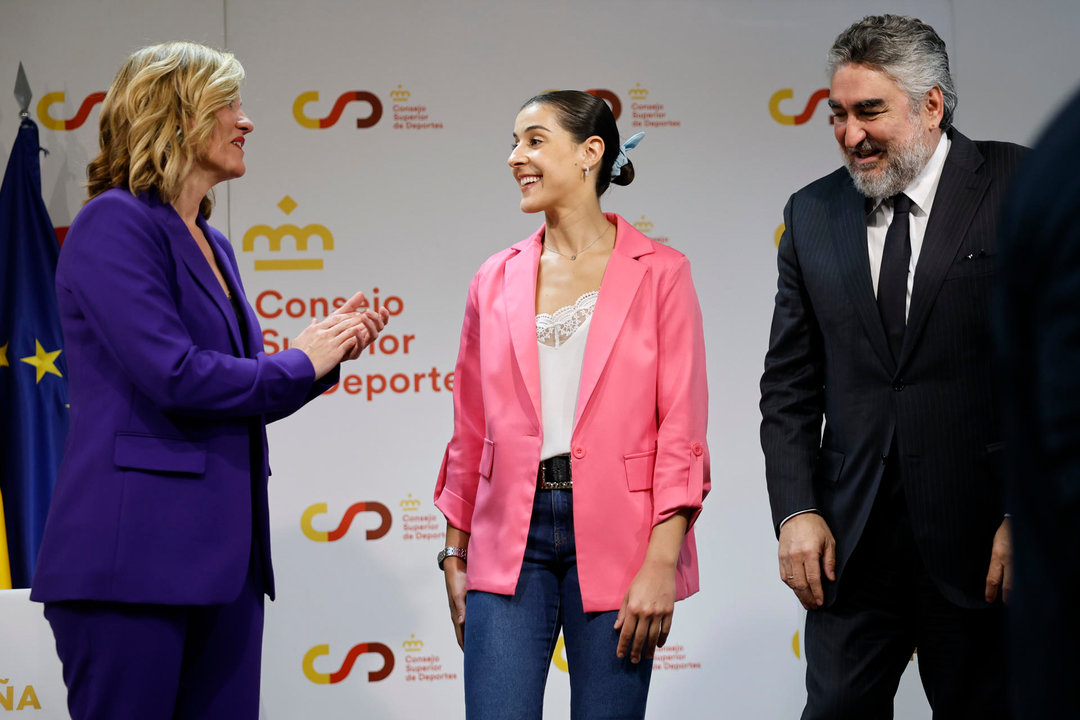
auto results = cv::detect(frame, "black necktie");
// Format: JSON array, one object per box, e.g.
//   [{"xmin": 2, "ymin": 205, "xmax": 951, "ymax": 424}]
[{"xmin": 877, "ymin": 193, "xmax": 912, "ymax": 362}]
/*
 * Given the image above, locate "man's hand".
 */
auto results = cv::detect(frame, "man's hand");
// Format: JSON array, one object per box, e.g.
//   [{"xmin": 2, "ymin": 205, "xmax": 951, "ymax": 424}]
[
  {"xmin": 984, "ymin": 517, "xmax": 1012, "ymax": 604},
  {"xmin": 778, "ymin": 513, "xmax": 836, "ymax": 609}
]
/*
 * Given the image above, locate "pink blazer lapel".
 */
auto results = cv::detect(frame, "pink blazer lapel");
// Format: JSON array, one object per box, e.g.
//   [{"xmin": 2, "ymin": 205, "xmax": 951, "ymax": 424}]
[
  {"xmin": 574, "ymin": 215, "xmax": 653, "ymax": 427},
  {"xmin": 504, "ymin": 231, "xmax": 543, "ymax": 426}
]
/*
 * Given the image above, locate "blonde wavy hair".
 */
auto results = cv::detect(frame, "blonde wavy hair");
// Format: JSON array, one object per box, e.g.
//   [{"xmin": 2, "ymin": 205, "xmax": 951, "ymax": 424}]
[{"xmin": 86, "ymin": 41, "xmax": 245, "ymax": 219}]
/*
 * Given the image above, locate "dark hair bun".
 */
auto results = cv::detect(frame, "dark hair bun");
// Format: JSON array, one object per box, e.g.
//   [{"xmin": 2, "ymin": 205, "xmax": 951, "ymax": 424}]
[{"xmin": 611, "ymin": 160, "xmax": 635, "ymax": 187}]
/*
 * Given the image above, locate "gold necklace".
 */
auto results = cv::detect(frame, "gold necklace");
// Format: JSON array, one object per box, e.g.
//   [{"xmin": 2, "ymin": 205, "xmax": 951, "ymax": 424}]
[{"xmin": 544, "ymin": 225, "xmax": 609, "ymax": 261}]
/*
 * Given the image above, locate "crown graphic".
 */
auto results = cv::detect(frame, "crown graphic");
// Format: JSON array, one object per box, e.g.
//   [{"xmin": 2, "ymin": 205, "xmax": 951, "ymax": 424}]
[
  {"xmin": 633, "ymin": 215, "xmax": 654, "ymax": 234},
  {"xmin": 277, "ymin": 195, "xmax": 298, "ymax": 215},
  {"xmin": 390, "ymin": 84, "xmax": 411, "ymax": 102},
  {"xmin": 628, "ymin": 83, "xmax": 649, "ymax": 100},
  {"xmin": 403, "ymin": 635, "xmax": 424, "ymax": 652},
  {"xmin": 400, "ymin": 494, "xmax": 421, "ymax": 512}
]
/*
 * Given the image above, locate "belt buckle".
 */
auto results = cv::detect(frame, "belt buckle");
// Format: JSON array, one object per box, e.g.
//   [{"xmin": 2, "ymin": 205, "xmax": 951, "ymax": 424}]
[{"xmin": 539, "ymin": 459, "xmax": 572, "ymax": 490}]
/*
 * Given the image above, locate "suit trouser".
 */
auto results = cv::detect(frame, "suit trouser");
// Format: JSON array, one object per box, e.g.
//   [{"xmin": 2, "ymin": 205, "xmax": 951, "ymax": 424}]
[
  {"xmin": 43, "ymin": 563, "xmax": 264, "ymax": 720},
  {"xmin": 802, "ymin": 458, "xmax": 1008, "ymax": 720}
]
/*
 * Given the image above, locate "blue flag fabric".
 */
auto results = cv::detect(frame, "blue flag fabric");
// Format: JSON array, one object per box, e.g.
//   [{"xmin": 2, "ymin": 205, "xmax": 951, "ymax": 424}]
[{"xmin": 0, "ymin": 118, "xmax": 68, "ymax": 588}]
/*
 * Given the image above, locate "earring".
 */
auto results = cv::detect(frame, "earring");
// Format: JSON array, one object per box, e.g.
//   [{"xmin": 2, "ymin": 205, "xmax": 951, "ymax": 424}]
[{"xmin": 583, "ymin": 165, "xmax": 591, "ymax": 179}]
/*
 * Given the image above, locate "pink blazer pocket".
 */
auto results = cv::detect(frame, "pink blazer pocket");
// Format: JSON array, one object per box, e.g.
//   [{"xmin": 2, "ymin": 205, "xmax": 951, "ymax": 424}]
[
  {"xmin": 113, "ymin": 433, "xmax": 207, "ymax": 475},
  {"xmin": 624, "ymin": 449, "xmax": 657, "ymax": 492},
  {"xmin": 479, "ymin": 438, "xmax": 495, "ymax": 479}
]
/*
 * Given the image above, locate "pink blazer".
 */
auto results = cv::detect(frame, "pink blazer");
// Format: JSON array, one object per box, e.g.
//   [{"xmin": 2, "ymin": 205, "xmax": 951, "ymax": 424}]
[{"xmin": 435, "ymin": 214, "xmax": 710, "ymax": 612}]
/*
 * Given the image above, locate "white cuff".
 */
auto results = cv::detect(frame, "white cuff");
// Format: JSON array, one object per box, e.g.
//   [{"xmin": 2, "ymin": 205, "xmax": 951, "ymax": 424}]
[{"xmin": 779, "ymin": 508, "xmax": 819, "ymax": 530}]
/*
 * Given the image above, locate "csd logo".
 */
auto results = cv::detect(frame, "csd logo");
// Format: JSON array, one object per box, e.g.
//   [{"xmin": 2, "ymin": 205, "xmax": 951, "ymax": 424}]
[
  {"xmin": 37, "ymin": 91, "xmax": 105, "ymax": 130},
  {"xmin": 769, "ymin": 88, "xmax": 830, "ymax": 126},
  {"xmin": 552, "ymin": 635, "xmax": 569, "ymax": 673},
  {"xmin": 301, "ymin": 502, "xmax": 392, "ymax": 541},
  {"xmin": 293, "ymin": 90, "xmax": 383, "ymax": 129},
  {"xmin": 303, "ymin": 643, "xmax": 395, "ymax": 683},
  {"xmin": 587, "ymin": 89, "xmax": 621, "ymax": 122},
  {"xmin": 242, "ymin": 196, "xmax": 332, "ymax": 271},
  {"xmin": 543, "ymin": 88, "xmax": 621, "ymax": 121}
]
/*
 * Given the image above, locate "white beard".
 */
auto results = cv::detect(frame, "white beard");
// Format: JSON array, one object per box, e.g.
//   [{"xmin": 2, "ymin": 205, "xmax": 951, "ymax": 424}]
[{"xmin": 843, "ymin": 118, "xmax": 936, "ymax": 200}]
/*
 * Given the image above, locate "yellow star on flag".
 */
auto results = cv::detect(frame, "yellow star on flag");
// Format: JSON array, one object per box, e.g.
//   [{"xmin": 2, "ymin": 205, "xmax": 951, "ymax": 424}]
[
  {"xmin": 0, "ymin": 341, "xmax": 9, "ymax": 369},
  {"xmin": 20, "ymin": 340, "xmax": 63, "ymax": 383}
]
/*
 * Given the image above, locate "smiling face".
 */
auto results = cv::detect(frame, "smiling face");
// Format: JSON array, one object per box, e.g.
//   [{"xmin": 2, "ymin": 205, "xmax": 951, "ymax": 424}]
[
  {"xmin": 196, "ymin": 99, "xmax": 253, "ymax": 186},
  {"xmin": 829, "ymin": 63, "xmax": 941, "ymax": 199},
  {"xmin": 507, "ymin": 102, "xmax": 599, "ymax": 214}
]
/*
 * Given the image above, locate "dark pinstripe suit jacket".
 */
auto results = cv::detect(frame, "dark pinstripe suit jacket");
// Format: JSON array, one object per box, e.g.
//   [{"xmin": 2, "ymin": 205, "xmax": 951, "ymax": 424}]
[{"xmin": 760, "ymin": 129, "xmax": 1026, "ymax": 608}]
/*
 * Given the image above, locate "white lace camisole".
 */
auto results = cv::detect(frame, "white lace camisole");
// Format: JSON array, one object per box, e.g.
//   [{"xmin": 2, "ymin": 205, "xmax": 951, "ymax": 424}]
[{"xmin": 536, "ymin": 291, "xmax": 597, "ymax": 461}]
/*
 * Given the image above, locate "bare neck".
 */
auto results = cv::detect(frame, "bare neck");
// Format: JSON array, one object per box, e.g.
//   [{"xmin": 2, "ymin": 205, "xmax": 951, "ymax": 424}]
[
  {"xmin": 172, "ymin": 173, "xmax": 213, "ymax": 229},
  {"xmin": 543, "ymin": 201, "xmax": 611, "ymax": 256}
]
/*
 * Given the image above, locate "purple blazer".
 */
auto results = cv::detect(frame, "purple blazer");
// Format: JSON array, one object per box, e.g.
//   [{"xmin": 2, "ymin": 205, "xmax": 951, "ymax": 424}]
[{"xmin": 31, "ymin": 188, "xmax": 333, "ymax": 605}]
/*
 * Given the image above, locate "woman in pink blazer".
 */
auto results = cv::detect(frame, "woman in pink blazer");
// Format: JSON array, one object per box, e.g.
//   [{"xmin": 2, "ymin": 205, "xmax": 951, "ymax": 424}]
[{"xmin": 435, "ymin": 90, "xmax": 710, "ymax": 719}]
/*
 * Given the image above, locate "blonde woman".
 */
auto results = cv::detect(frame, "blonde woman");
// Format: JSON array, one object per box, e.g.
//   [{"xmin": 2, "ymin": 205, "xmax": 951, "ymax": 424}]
[{"xmin": 30, "ymin": 42, "xmax": 388, "ymax": 720}]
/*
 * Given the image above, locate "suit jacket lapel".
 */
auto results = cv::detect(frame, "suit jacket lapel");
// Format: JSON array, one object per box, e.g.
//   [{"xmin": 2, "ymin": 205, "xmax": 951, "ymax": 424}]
[
  {"xmin": 574, "ymin": 215, "xmax": 650, "ymax": 427},
  {"xmin": 158, "ymin": 200, "xmax": 244, "ymax": 355},
  {"xmin": 900, "ymin": 130, "xmax": 989, "ymax": 367},
  {"xmin": 504, "ymin": 232, "xmax": 542, "ymax": 426},
  {"xmin": 832, "ymin": 183, "xmax": 896, "ymax": 373},
  {"xmin": 201, "ymin": 220, "xmax": 256, "ymax": 356}
]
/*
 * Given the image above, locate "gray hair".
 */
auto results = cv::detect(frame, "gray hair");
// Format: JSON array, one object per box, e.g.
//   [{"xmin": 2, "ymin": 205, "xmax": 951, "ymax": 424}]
[{"xmin": 827, "ymin": 14, "xmax": 957, "ymax": 131}]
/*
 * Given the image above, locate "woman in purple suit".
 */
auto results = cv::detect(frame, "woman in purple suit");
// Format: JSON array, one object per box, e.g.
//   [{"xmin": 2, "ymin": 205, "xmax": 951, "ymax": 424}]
[{"xmin": 30, "ymin": 42, "xmax": 388, "ymax": 720}]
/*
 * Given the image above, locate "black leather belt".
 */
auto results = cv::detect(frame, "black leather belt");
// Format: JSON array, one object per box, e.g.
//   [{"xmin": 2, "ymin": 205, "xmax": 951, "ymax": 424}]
[{"xmin": 538, "ymin": 455, "xmax": 572, "ymax": 490}]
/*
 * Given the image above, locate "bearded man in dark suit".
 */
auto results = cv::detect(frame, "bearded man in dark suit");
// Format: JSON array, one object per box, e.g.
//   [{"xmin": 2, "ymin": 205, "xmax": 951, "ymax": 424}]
[{"xmin": 760, "ymin": 14, "xmax": 1024, "ymax": 719}]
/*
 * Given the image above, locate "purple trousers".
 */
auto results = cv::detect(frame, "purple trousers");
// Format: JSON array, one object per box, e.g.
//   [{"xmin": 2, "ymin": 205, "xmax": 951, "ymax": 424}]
[{"xmin": 43, "ymin": 568, "xmax": 264, "ymax": 720}]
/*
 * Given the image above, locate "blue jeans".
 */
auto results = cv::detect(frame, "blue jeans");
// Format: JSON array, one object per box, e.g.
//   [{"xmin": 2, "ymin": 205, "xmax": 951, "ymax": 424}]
[{"xmin": 463, "ymin": 488, "xmax": 653, "ymax": 720}]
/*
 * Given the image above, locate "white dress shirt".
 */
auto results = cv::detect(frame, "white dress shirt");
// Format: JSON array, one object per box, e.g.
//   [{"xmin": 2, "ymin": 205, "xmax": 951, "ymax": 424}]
[{"xmin": 866, "ymin": 133, "xmax": 952, "ymax": 318}]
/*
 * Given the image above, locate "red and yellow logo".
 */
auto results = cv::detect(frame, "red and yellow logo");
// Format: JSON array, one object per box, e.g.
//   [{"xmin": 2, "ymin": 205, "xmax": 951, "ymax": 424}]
[
  {"xmin": 588, "ymin": 89, "xmax": 621, "ymax": 122},
  {"xmin": 301, "ymin": 502, "xmax": 392, "ymax": 541},
  {"xmin": 37, "ymin": 91, "xmax": 105, "ymax": 130},
  {"xmin": 769, "ymin": 88, "xmax": 830, "ymax": 126},
  {"xmin": 303, "ymin": 643, "xmax": 395, "ymax": 683},
  {"xmin": 293, "ymin": 90, "xmax": 383, "ymax": 129},
  {"xmin": 553, "ymin": 635, "xmax": 569, "ymax": 673},
  {"xmin": 542, "ymin": 88, "xmax": 621, "ymax": 121}
]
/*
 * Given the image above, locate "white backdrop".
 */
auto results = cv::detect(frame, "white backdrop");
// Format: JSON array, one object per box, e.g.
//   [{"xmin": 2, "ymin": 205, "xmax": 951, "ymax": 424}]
[{"xmin": 2, "ymin": 1, "xmax": 1079, "ymax": 717}]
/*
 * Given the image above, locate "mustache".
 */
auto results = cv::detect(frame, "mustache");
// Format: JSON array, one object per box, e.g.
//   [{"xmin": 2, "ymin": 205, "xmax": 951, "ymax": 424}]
[{"xmin": 847, "ymin": 139, "xmax": 885, "ymax": 157}]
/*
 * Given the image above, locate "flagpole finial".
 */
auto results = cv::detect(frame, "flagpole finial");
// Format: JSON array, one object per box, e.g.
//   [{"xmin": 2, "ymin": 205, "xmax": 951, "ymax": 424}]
[{"xmin": 15, "ymin": 62, "xmax": 32, "ymax": 119}]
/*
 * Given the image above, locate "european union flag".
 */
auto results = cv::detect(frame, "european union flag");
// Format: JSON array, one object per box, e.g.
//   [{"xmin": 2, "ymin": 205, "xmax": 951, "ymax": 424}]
[{"xmin": 0, "ymin": 117, "xmax": 68, "ymax": 589}]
